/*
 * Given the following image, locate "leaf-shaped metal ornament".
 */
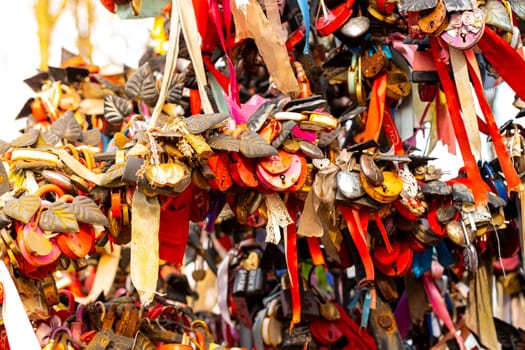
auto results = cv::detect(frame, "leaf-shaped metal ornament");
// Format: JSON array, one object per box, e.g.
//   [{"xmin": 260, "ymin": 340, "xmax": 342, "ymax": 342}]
[
  {"xmin": 23, "ymin": 72, "xmax": 51, "ymax": 92},
  {"xmin": 452, "ymin": 183, "xmax": 475, "ymax": 203},
  {"xmin": 398, "ymin": 0, "xmax": 437, "ymax": 11},
  {"xmin": 207, "ymin": 134, "xmax": 240, "ymax": 152},
  {"xmin": 421, "ymin": 180, "xmax": 452, "ymax": 196},
  {"xmin": 318, "ymin": 124, "xmax": 341, "ymax": 148},
  {"xmin": 125, "ymin": 62, "xmax": 159, "ymax": 106},
  {"xmin": 271, "ymin": 120, "xmax": 296, "ymax": 148},
  {"xmin": 483, "ymin": 0, "xmax": 513, "ymax": 32},
  {"xmin": 4, "ymin": 194, "xmax": 42, "ymax": 223},
  {"xmin": 167, "ymin": 83, "xmax": 185, "ymax": 104},
  {"xmin": 42, "ymin": 132, "xmax": 61, "ymax": 146},
  {"xmin": 81, "ymin": 128, "xmax": 102, "ymax": 146},
  {"xmin": 16, "ymin": 98, "xmax": 35, "ymax": 120},
  {"xmin": 50, "ymin": 110, "xmax": 83, "ymax": 142},
  {"xmin": 104, "ymin": 95, "xmax": 133, "ymax": 125},
  {"xmin": 61, "ymin": 47, "xmax": 78, "ymax": 64},
  {"xmin": 239, "ymin": 130, "xmax": 279, "ymax": 158},
  {"xmin": 73, "ymin": 196, "xmax": 110, "ymax": 227},
  {"xmin": 442, "ymin": 0, "xmax": 474, "ymax": 12},
  {"xmin": 39, "ymin": 201, "xmax": 79, "ymax": 233},
  {"xmin": 185, "ymin": 113, "xmax": 230, "ymax": 134},
  {"xmin": 10, "ymin": 128, "xmax": 40, "ymax": 148},
  {"xmin": 0, "ymin": 140, "xmax": 10, "ymax": 155},
  {"xmin": 247, "ymin": 99, "xmax": 281, "ymax": 132},
  {"xmin": 509, "ymin": 0, "xmax": 525, "ymax": 20},
  {"xmin": 99, "ymin": 162, "xmax": 126, "ymax": 187}
]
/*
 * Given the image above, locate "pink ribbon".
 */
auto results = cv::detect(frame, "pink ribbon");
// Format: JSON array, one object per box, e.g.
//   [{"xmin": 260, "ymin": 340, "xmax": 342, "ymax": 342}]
[
  {"xmin": 385, "ymin": 32, "xmax": 417, "ymax": 67},
  {"xmin": 423, "ymin": 273, "xmax": 466, "ymax": 350}
]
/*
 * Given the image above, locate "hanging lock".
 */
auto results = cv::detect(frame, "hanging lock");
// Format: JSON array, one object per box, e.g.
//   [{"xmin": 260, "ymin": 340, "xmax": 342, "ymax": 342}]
[{"xmin": 42, "ymin": 327, "xmax": 75, "ymax": 350}]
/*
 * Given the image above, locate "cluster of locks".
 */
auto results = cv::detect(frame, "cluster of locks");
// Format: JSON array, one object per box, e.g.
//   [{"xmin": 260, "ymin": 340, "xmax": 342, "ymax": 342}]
[{"xmin": 2, "ymin": 0, "xmax": 525, "ymax": 349}]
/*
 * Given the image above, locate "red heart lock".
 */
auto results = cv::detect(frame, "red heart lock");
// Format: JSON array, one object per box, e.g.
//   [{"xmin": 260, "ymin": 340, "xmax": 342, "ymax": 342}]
[
  {"xmin": 258, "ymin": 150, "xmax": 294, "ymax": 175},
  {"xmin": 257, "ymin": 153, "xmax": 304, "ymax": 192},
  {"xmin": 207, "ymin": 151, "xmax": 233, "ymax": 191},
  {"xmin": 373, "ymin": 241, "xmax": 401, "ymax": 266},
  {"xmin": 316, "ymin": 0, "xmax": 355, "ymax": 36},
  {"xmin": 17, "ymin": 215, "xmax": 61, "ymax": 268},
  {"xmin": 230, "ymin": 152, "xmax": 259, "ymax": 188},
  {"xmin": 56, "ymin": 223, "xmax": 94, "ymax": 260},
  {"xmin": 374, "ymin": 241, "xmax": 413, "ymax": 277}
]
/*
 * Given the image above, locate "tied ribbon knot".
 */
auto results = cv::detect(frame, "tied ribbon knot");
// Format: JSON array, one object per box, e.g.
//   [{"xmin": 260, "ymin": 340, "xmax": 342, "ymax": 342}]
[{"xmin": 297, "ymin": 150, "xmax": 351, "ymax": 237}]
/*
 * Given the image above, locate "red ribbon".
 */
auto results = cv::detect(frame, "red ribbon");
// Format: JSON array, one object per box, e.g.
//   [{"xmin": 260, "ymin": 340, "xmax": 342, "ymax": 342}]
[
  {"xmin": 286, "ymin": 198, "xmax": 301, "ymax": 329},
  {"xmin": 429, "ymin": 37, "xmax": 488, "ymax": 205},
  {"xmin": 189, "ymin": 89, "xmax": 202, "ymax": 115},
  {"xmin": 477, "ymin": 27, "xmax": 525, "ymax": 102},
  {"xmin": 464, "ymin": 49, "xmax": 523, "ymax": 194},
  {"xmin": 382, "ymin": 106, "xmax": 404, "ymax": 155},
  {"xmin": 374, "ymin": 212, "xmax": 393, "ymax": 253}
]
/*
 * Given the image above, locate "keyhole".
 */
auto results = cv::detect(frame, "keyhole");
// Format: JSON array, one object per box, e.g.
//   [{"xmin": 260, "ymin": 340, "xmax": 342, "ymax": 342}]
[
  {"xmin": 429, "ymin": 20, "xmax": 434, "ymax": 29},
  {"xmin": 280, "ymin": 174, "xmax": 286, "ymax": 185},
  {"xmin": 461, "ymin": 32, "xmax": 467, "ymax": 43}
]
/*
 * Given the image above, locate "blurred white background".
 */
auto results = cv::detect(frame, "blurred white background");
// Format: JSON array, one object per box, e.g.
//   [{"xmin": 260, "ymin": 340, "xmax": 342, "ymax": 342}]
[
  {"xmin": 0, "ymin": 1, "xmax": 521, "ymax": 177},
  {"xmin": 0, "ymin": 0, "xmax": 152, "ymax": 141}
]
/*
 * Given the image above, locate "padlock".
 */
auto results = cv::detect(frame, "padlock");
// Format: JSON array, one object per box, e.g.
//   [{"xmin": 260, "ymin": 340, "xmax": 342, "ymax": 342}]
[
  {"xmin": 232, "ymin": 269, "xmax": 249, "ymax": 297},
  {"xmin": 245, "ymin": 268, "xmax": 265, "ymax": 296}
]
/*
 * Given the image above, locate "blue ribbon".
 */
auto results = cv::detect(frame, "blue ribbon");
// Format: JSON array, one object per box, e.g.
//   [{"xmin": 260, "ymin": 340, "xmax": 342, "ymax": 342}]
[
  {"xmin": 205, "ymin": 193, "xmax": 227, "ymax": 232},
  {"xmin": 296, "ymin": 0, "xmax": 310, "ymax": 54},
  {"xmin": 361, "ymin": 290, "xmax": 372, "ymax": 328},
  {"xmin": 435, "ymin": 241, "xmax": 454, "ymax": 268},
  {"xmin": 412, "ymin": 248, "xmax": 433, "ymax": 278},
  {"xmin": 348, "ymin": 287, "xmax": 372, "ymax": 328}
]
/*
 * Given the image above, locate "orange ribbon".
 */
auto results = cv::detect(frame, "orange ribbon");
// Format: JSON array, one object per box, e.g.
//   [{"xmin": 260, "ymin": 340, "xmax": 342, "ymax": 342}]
[
  {"xmin": 355, "ymin": 73, "xmax": 387, "ymax": 144},
  {"xmin": 307, "ymin": 237, "xmax": 327, "ymax": 270},
  {"xmin": 338, "ymin": 205, "xmax": 376, "ymax": 309}
]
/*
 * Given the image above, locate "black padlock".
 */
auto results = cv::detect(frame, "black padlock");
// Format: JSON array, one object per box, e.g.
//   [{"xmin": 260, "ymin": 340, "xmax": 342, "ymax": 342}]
[
  {"xmin": 232, "ymin": 269, "xmax": 249, "ymax": 296},
  {"xmin": 245, "ymin": 268, "xmax": 265, "ymax": 296}
]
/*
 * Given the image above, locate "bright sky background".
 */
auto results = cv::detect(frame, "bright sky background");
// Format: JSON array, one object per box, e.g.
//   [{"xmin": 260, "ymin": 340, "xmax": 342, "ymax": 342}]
[{"xmin": 0, "ymin": 0, "xmax": 152, "ymax": 141}]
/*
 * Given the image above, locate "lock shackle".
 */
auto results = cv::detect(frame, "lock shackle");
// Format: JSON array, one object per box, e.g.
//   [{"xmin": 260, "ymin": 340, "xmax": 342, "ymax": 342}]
[{"xmin": 50, "ymin": 326, "xmax": 72, "ymax": 340}]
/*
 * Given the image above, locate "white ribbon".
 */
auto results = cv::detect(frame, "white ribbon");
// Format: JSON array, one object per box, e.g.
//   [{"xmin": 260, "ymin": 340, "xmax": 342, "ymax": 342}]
[
  {"xmin": 216, "ymin": 253, "xmax": 234, "ymax": 328},
  {"xmin": 264, "ymin": 193, "xmax": 293, "ymax": 244},
  {"xmin": 149, "ymin": 0, "xmax": 181, "ymax": 127},
  {"xmin": 131, "ymin": 190, "xmax": 160, "ymax": 305},
  {"xmin": 75, "ymin": 244, "xmax": 121, "ymax": 305},
  {"xmin": 0, "ymin": 261, "xmax": 40, "ymax": 350}
]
